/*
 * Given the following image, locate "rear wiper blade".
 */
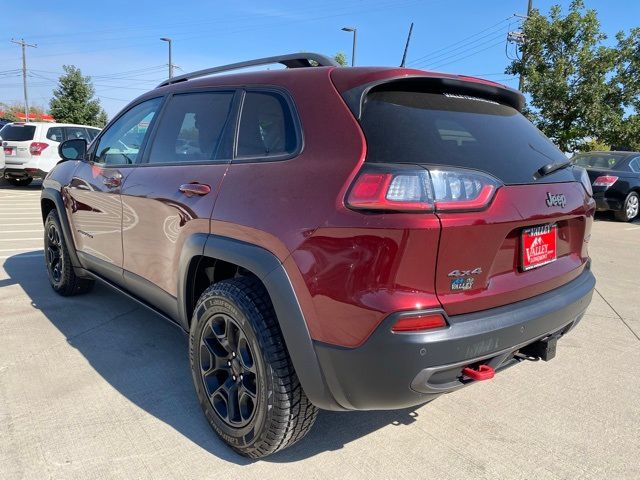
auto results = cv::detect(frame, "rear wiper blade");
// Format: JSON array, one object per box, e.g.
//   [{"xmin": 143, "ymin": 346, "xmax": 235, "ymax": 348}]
[{"xmin": 536, "ymin": 159, "xmax": 572, "ymax": 178}]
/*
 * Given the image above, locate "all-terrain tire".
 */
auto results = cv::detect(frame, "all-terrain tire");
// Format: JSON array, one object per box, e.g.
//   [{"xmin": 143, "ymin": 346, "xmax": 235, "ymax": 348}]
[
  {"xmin": 44, "ymin": 209, "xmax": 94, "ymax": 296},
  {"xmin": 189, "ymin": 276, "xmax": 318, "ymax": 458}
]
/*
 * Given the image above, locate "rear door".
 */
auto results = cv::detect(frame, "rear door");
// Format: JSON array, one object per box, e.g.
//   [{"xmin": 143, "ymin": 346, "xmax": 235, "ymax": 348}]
[
  {"xmin": 120, "ymin": 89, "xmax": 237, "ymax": 309},
  {"xmin": 67, "ymin": 97, "xmax": 163, "ymax": 283},
  {"xmin": 358, "ymin": 88, "xmax": 594, "ymax": 316},
  {"xmin": 0, "ymin": 123, "xmax": 37, "ymax": 167}
]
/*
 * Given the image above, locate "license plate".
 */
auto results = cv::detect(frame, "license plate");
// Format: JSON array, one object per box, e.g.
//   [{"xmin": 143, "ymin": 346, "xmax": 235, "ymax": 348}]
[{"xmin": 521, "ymin": 224, "xmax": 557, "ymax": 271}]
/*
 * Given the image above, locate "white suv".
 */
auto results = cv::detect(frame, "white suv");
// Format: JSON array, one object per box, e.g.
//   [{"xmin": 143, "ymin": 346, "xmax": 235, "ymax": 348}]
[{"xmin": 1, "ymin": 122, "xmax": 101, "ymax": 186}]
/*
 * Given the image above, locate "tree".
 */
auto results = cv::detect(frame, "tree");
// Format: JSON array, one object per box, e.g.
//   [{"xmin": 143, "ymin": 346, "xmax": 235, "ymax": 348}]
[
  {"xmin": 49, "ymin": 65, "xmax": 108, "ymax": 127},
  {"xmin": 334, "ymin": 52, "xmax": 348, "ymax": 67},
  {"xmin": 507, "ymin": 0, "xmax": 639, "ymax": 152}
]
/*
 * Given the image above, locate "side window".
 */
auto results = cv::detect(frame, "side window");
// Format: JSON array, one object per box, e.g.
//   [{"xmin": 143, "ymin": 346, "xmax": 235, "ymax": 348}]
[
  {"xmin": 94, "ymin": 97, "xmax": 162, "ymax": 166},
  {"xmin": 148, "ymin": 92, "xmax": 234, "ymax": 164},
  {"xmin": 64, "ymin": 126, "xmax": 91, "ymax": 141},
  {"xmin": 629, "ymin": 157, "xmax": 640, "ymax": 173},
  {"xmin": 46, "ymin": 127, "xmax": 64, "ymax": 142},
  {"xmin": 87, "ymin": 128, "xmax": 101, "ymax": 140},
  {"xmin": 236, "ymin": 91, "xmax": 298, "ymax": 159}
]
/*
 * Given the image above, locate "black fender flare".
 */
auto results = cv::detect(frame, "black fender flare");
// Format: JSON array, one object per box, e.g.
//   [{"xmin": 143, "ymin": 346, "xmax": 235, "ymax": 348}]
[
  {"xmin": 40, "ymin": 188, "xmax": 83, "ymax": 270},
  {"xmin": 177, "ymin": 233, "xmax": 344, "ymax": 411}
]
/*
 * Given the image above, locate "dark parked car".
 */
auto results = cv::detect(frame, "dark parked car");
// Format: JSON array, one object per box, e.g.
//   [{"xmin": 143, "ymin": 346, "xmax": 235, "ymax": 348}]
[
  {"xmin": 572, "ymin": 151, "xmax": 640, "ymax": 221},
  {"xmin": 41, "ymin": 53, "xmax": 596, "ymax": 458}
]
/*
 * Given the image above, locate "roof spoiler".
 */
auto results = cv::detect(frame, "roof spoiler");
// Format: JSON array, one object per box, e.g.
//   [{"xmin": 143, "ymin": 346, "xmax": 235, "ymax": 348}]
[{"xmin": 341, "ymin": 76, "xmax": 526, "ymax": 118}]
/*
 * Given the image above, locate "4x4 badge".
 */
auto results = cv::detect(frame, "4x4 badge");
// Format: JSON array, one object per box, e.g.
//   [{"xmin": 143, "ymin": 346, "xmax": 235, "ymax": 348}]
[{"xmin": 546, "ymin": 192, "xmax": 566, "ymax": 208}]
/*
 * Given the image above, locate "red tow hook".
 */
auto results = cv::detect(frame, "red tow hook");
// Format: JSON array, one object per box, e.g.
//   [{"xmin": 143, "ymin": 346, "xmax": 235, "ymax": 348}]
[{"xmin": 462, "ymin": 364, "xmax": 495, "ymax": 381}]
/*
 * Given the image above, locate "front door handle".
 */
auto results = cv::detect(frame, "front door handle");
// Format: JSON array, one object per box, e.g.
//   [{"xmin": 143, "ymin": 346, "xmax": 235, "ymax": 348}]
[{"xmin": 179, "ymin": 183, "xmax": 211, "ymax": 197}]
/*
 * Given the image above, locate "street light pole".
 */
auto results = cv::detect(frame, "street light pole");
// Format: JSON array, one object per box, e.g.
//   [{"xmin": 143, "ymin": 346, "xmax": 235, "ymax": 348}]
[
  {"xmin": 160, "ymin": 37, "xmax": 173, "ymax": 79},
  {"xmin": 342, "ymin": 27, "xmax": 357, "ymax": 66}
]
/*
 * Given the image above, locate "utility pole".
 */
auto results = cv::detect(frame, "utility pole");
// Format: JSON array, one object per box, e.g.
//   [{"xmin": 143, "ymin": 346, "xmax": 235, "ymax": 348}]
[
  {"xmin": 518, "ymin": 0, "xmax": 533, "ymax": 91},
  {"xmin": 400, "ymin": 22, "xmax": 414, "ymax": 67},
  {"xmin": 160, "ymin": 37, "xmax": 173, "ymax": 79},
  {"xmin": 10, "ymin": 38, "xmax": 37, "ymax": 122}
]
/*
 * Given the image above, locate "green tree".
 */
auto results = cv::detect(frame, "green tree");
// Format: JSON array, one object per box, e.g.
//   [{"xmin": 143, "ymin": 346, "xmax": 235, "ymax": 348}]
[
  {"xmin": 49, "ymin": 65, "xmax": 108, "ymax": 127},
  {"xmin": 507, "ymin": 0, "xmax": 638, "ymax": 152},
  {"xmin": 334, "ymin": 52, "xmax": 348, "ymax": 67}
]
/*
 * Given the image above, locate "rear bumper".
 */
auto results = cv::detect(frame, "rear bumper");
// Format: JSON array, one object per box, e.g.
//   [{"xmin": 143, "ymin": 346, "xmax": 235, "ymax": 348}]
[
  {"xmin": 314, "ymin": 266, "xmax": 595, "ymax": 410},
  {"xmin": 4, "ymin": 167, "xmax": 46, "ymax": 179}
]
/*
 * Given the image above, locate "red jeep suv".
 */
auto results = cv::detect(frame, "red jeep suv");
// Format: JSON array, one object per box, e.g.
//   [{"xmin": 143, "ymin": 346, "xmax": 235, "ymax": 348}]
[{"xmin": 41, "ymin": 53, "xmax": 596, "ymax": 458}]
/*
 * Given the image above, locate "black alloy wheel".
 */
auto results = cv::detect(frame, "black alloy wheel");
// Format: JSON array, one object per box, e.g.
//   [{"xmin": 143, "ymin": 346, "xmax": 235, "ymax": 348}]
[
  {"xmin": 199, "ymin": 313, "xmax": 258, "ymax": 427},
  {"xmin": 45, "ymin": 222, "xmax": 63, "ymax": 285}
]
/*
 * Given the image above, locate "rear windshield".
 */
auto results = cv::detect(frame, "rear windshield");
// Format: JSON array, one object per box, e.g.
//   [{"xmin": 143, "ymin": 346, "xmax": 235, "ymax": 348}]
[
  {"xmin": 571, "ymin": 153, "xmax": 624, "ymax": 170},
  {"xmin": 360, "ymin": 90, "xmax": 571, "ymax": 184},
  {"xmin": 0, "ymin": 124, "xmax": 36, "ymax": 142}
]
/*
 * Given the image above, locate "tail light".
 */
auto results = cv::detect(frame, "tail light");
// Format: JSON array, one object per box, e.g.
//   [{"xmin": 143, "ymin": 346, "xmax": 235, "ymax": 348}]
[
  {"xmin": 592, "ymin": 175, "xmax": 618, "ymax": 188},
  {"xmin": 392, "ymin": 313, "xmax": 447, "ymax": 332},
  {"xmin": 346, "ymin": 164, "xmax": 502, "ymax": 213},
  {"xmin": 29, "ymin": 142, "xmax": 49, "ymax": 156}
]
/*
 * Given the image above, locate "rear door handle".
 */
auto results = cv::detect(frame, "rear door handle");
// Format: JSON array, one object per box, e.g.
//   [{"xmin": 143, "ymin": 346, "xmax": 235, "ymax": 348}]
[
  {"xmin": 103, "ymin": 174, "xmax": 122, "ymax": 188},
  {"xmin": 179, "ymin": 183, "xmax": 211, "ymax": 197}
]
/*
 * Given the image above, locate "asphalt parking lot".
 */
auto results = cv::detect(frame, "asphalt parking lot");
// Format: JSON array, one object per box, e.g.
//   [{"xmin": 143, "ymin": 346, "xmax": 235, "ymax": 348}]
[{"xmin": 0, "ymin": 181, "xmax": 639, "ymax": 480}]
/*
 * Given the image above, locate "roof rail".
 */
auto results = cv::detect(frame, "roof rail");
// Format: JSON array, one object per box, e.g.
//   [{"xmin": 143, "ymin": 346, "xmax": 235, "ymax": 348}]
[{"xmin": 157, "ymin": 52, "xmax": 339, "ymax": 88}]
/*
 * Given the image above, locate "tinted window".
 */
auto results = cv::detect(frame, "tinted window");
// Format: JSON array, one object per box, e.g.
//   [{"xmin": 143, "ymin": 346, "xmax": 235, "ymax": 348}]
[
  {"xmin": 359, "ymin": 90, "xmax": 572, "ymax": 185},
  {"xmin": 0, "ymin": 124, "xmax": 36, "ymax": 141},
  {"xmin": 572, "ymin": 153, "xmax": 625, "ymax": 170},
  {"xmin": 87, "ymin": 128, "xmax": 101, "ymax": 140},
  {"xmin": 236, "ymin": 91, "xmax": 297, "ymax": 159},
  {"xmin": 46, "ymin": 127, "xmax": 64, "ymax": 142},
  {"xmin": 94, "ymin": 98, "xmax": 161, "ymax": 165},
  {"xmin": 64, "ymin": 126, "xmax": 91, "ymax": 141},
  {"xmin": 629, "ymin": 157, "xmax": 640, "ymax": 173},
  {"xmin": 148, "ymin": 92, "xmax": 233, "ymax": 164}
]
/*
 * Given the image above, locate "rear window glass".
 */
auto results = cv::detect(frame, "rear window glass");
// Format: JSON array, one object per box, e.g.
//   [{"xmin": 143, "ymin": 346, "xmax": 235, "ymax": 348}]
[
  {"xmin": 571, "ymin": 153, "xmax": 624, "ymax": 170},
  {"xmin": 0, "ymin": 124, "xmax": 36, "ymax": 141},
  {"xmin": 236, "ymin": 91, "xmax": 298, "ymax": 159},
  {"xmin": 360, "ymin": 90, "xmax": 570, "ymax": 184}
]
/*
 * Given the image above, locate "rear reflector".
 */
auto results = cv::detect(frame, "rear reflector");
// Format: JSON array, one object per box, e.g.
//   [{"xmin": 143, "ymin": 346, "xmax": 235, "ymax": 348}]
[
  {"xmin": 391, "ymin": 313, "xmax": 447, "ymax": 332},
  {"xmin": 347, "ymin": 164, "xmax": 502, "ymax": 213},
  {"xmin": 29, "ymin": 142, "xmax": 49, "ymax": 156},
  {"xmin": 592, "ymin": 175, "xmax": 618, "ymax": 188}
]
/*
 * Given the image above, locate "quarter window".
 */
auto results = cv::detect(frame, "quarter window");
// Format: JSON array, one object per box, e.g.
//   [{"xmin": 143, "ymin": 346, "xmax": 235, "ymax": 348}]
[
  {"xmin": 629, "ymin": 157, "xmax": 640, "ymax": 173},
  {"xmin": 236, "ymin": 91, "xmax": 298, "ymax": 159},
  {"xmin": 94, "ymin": 97, "xmax": 162, "ymax": 165},
  {"xmin": 147, "ymin": 92, "xmax": 234, "ymax": 164},
  {"xmin": 46, "ymin": 127, "xmax": 64, "ymax": 142}
]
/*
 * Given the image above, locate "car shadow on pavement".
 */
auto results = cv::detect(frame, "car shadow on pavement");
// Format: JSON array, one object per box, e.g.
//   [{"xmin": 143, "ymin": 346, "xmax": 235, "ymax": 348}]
[
  {"xmin": 0, "ymin": 178, "xmax": 42, "ymax": 190},
  {"xmin": 2, "ymin": 251, "xmax": 421, "ymax": 464}
]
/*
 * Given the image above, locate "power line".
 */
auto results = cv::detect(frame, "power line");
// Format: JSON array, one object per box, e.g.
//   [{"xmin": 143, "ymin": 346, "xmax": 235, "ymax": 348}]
[
  {"xmin": 407, "ymin": 16, "xmax": 514, "ymax": 67},
  {"xmin": 427, "ymin": 38, "xmax": 507, "ymax": 71}
]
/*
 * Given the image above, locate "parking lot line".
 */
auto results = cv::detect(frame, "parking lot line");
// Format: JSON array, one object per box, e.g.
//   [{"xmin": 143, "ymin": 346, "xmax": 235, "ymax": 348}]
[
  {"xmin": 0, "ymin": 238, "xmax": 43, "ymax": 241},
  {"xmin": 1, "ymin": 230, "xmax": 43, "ymax": 234}
]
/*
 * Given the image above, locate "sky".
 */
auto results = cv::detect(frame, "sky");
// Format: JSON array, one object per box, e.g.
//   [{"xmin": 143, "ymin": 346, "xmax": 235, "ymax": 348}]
[{"xmin": 1, "ymin": 0, "xmax": 638, "ymax": 119}]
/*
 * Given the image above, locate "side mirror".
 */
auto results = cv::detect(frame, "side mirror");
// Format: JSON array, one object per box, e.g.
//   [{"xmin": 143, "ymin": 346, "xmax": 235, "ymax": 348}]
[{"xmin": 59, "ymin": 138, "xmax": 88, "ymax": 161}]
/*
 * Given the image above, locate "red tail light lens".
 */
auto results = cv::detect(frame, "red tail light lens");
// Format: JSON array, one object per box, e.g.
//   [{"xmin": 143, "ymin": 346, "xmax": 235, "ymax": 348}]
[
  {"xmin": 592, "ymin": 175, "xmax": 618, "ymax": 188},
  {"xmin": 346, "ymin": 164, "xmax": 501, "ymax": 213},
  {"xmin": 29, "ymin": 142, "xmax": 49, "ymax": 156},
  {"xmin": 392, "ymin": 313, "xmax": 447, "ymax": 332}
]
